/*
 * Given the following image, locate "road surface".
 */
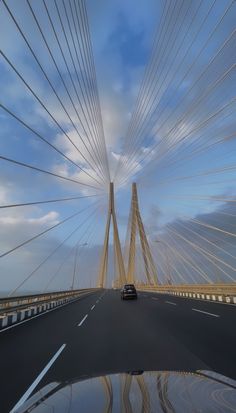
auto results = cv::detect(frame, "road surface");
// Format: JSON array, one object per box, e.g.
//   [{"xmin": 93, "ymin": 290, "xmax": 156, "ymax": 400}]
[{"xmin": 0, "ymin": 289, "xmax": 235, "ymax": 412}]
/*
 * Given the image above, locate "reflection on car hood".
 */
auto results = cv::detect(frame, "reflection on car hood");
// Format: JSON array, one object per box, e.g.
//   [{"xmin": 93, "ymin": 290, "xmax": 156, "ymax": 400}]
[{"xmin": 16, "ymin": 370, "xmax": 236, "ymax": 413}]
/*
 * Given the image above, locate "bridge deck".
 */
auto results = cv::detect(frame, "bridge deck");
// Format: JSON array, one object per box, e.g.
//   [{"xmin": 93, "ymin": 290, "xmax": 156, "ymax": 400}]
[{"xmin": 1, "ymin": 289, "xmax": 235, "ymax": 412}]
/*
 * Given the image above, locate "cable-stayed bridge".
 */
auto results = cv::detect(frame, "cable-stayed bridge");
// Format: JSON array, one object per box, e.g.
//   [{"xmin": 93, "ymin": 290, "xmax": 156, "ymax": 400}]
[{"xmin": 0, "ymin": 0, "xmax": 235, "ymax": 411}]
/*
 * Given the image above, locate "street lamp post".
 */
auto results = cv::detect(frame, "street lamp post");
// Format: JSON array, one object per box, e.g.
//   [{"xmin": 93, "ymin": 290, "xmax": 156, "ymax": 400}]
[
  {"xmin": 71, "ymin": 243, "xmax": 88, "ymax": 290},
  {"xmin": 154, "ymin": 240, "xmax": 172, "ymax": 285}
]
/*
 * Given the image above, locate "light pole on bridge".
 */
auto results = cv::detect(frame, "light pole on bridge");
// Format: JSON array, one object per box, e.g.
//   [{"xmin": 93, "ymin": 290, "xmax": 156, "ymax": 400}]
[{"xmin": 71, "ymin": 243, "xmax": 88, "ymax": 290}]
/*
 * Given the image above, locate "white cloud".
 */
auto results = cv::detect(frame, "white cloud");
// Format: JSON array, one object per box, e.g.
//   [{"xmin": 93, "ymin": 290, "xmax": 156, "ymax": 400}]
[
  {"xmin": 0, "ymin": 183, "xmax": 60, "ymax": 243},
  {"xmin": 0, "ymin": 185, "xmax": 10, "ymax": 204},
  {"xmin": 54, "ymin": 130, "xmax": 92, "ymax": 166},
  {"xmin": 0, "ymin": 211, "xmax": 59, "ymax": 226}
]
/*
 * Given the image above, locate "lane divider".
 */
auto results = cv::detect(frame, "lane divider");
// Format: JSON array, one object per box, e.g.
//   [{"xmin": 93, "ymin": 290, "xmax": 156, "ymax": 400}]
[
  {"xmin": 165, "ymin": 301, "xmax": 177, "ymax": 306},
  {"xmin": 192, "ymin": 308, "xmax": 219, "ymax": 318},
  {"xmin": 10, "ymin": 343, "xmax": 66, "ymax": 413},
  {"xmin": 78, "ymin": 314, "xmax": 88, "ymax": 326},
  {"xmin": 151, "ymin": 297, "xmax": 159, "ymax": 300},
  {"xmin": 91, "ymin": 305, "xmax": 95, "ymax": 311}
]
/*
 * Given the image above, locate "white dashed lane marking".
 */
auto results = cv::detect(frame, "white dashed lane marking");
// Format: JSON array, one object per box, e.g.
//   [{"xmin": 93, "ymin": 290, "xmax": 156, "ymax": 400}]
[
  {"xmin": 192, "ymin": 308, "xmax": 219, "ymax": 317},
  {"xmin": 78, "ymin": 314, "xmax": 88, "ymax": 326}
]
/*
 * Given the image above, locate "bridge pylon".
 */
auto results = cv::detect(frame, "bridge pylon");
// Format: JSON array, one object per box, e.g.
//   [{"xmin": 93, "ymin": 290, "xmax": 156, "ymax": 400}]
[
  {"xmin": 127, "ymin": 183, "xmax": 158, "ymax": 285},
  {"xmin": 97, "ymin": 182, "xmax": 126, "ymax": 288}
]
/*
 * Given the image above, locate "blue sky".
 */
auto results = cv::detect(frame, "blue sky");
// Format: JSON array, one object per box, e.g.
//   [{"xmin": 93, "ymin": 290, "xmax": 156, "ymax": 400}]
[{"xmin": 0, "ymin": 0, "xmax": 235, "ymax": 293}]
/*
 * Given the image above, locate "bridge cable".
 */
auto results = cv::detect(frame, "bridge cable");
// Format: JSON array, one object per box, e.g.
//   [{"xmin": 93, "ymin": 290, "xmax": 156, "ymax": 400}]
[
  {"xmin": 0, "ymin": 202, "xmax": 100, "ymax": 260},
  {"xmin": 117, "ymin": 0, "xmax": 210, "ymax": 176},
  {"xmin": 8, "ymin": 0, "xmax": 107, "ymax": 184},
  {"xmin": 78, "ymin": 0, "xmax": 111, "ymax": 181},
  {"xmin": 38, "ymin": 0, "xmax": 107, "ymax": 183},
  {"xmin": 55, "ymin": 0, "xmax": 106, "ymax": 174},
  {"xmin": 0, "ymin": 194, "xmax": 101, "ymax": 209},
  {"xmin": 116, "ymin": 0, "xmax": 234, "ymax": 184},
  {"xmin": 1, "ymin": 0, "xmax": 107, "ymax": 184},
  {"xmin": 117, "ymin": 2, "xmax": 228, "ymax": 177},
  {"xmin": 0, "ymin": 102, "xmax": 104, "ymax": 180},
  {"xmin": 116, "ymin": 0, "xmax": 193, "ymax": 178},
  {"xmin": 0, "ymin": 50, "xmax": 103, "ymax": 186},
  {"xmin": 0, "ymin": 155, "xmax": 102, "ymax": 190},
  {"xmin": 43, "ymin": 210, "xmax": 100, "ymax": 292},
  {"xmin": 9, "ymin": 203, "xmax": 100, "ymax": 296}
]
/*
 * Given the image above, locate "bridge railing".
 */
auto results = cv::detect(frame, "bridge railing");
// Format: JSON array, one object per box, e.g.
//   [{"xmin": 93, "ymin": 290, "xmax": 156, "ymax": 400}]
[
  {"xmin": 137, "ymin": 283, "xmax": 236, "ymax": 304},
  {"xmin": 0, "ymin": 288, "xmax": 99, "ymax": 329},
  {"xmin": 0, "ymin": 289, "xmax": 97, "ymax": 314}
]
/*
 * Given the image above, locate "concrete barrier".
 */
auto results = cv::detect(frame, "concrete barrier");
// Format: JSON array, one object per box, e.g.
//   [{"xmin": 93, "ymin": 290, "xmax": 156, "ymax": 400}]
[
  {"xmin": 0, "ymin": 315, "xmax": 8, "ymax": 328},
  {"xmin": 7, "ymin": 313, "xmax": 17, "ymax": 325},
  {"xmin": 20, "ymin": 310, "xmax": 26, "ymax": 321},
  {"xmin": 138, "ymin": 288, "xmax": 236, "ymax": 306},
  {"xmin": 25, "ymin": 309, "xmax": 32, "ymax": 318},
  {"xmin": 31, "ymin": 307, "xmax": 37, "ymax": 315}
]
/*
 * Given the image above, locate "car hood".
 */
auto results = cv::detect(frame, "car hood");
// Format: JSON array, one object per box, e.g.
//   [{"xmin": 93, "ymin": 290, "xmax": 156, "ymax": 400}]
[{"xmin": 15, "ymin": 370, "xmax": 236, "ymax": 412}]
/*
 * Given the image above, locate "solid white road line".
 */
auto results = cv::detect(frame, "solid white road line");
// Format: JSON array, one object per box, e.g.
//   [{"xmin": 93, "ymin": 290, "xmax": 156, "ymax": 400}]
[
  {"xmin": 165, "ymin": 301, "xmax": 177, "ymax": 306},
  {"xmin": 78, "ymin": 314, "xmax": 88, "ymax": 326},
  {"xmin": 192, "ymin": 308, "xmax": 219, "ymax": 317},
  {"xmin": 10, "ymin": 344, "xmax": 66, "ymax": 413},
  {"xmin": 91, "ymin": 305, "xmax": 95, "ymax": 311}
]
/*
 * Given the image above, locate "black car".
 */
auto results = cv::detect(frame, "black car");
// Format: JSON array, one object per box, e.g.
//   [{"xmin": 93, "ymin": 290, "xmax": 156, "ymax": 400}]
[{"xmin": 121, "ymin": 284, "xmax": 137, "ymax": 300}]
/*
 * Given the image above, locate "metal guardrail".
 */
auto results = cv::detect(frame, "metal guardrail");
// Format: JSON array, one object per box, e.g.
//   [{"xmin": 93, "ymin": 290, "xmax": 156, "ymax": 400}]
[
  {"xmin": 0, "ymin": 288, "xmax": 99, "ymax": 315},
  {"xmin": 137, "ymin": 283, "xmax": 236, "ymax": 304}
]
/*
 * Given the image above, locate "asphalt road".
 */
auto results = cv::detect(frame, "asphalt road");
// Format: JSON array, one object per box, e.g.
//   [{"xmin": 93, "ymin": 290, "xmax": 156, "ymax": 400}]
[{"xmin": 0, "ymin": 289, "xmax": 235, "ymax": 412}]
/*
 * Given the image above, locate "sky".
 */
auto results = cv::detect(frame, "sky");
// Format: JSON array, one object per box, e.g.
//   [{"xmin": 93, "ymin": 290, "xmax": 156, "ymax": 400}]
[{"xmin": 0, "ymin": 0, "xmax": 235, "ymax": 294}]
